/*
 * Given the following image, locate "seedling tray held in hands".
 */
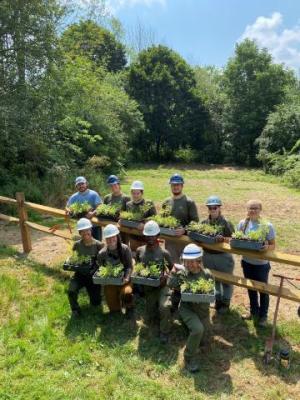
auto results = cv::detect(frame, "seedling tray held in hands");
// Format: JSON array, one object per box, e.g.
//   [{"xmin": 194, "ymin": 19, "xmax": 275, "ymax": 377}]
[
  {"xmin": 188, "ymin": 231, "xmax": 217, "ymax": 244},
  {"xmin": 63, "ymin": 262, "xmax": 92, "ymax": 275},
  {"xmin": 230, "ymin": 239, "xmax": 264, "ymax": 251},
  {"xmin": 131, "ymin": 275, "xmax": 160, "ymax": 287},
  {"xmin": 119, "ymin": 219, "xmax": 141, "ymax": 229},
  {"xmin": 159, "ymin": 227, "xmax": 178, "ymax": 237},
  {"xmin": 181, "ymin": 291, "xmax": 215, "ymax": 304},
  {"xmin": 93, "ymin": 273, "xmax": 124, "ymax": 286}
]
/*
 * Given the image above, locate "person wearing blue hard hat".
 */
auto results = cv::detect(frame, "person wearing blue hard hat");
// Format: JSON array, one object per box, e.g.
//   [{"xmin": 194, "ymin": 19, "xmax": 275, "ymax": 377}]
[
  {"xmin": 66, "ymin": 176, "xmax": 102, "ymax": 240},
  {"xmin": 104, "ymin": 175, "xmax": 130, "ymax": 210},
  {"xmin": 202, "ymin": 195, "xmax": 235, "ymax": 314},
  {"xmin": 161, "ymin": 173, "xmax": 199, "ymax": 262}
]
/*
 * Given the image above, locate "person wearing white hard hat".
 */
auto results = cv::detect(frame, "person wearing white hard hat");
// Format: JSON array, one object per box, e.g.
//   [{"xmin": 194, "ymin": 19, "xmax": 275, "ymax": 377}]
[
  {"xmin": 67, "ymin": 218, "xmax": 103, "ymax": 318},
  {"xmin": 121, "ymin": 180, "xmax": 157, "ymax": 251},
  {"xmin": 135, "ymin": 220, "xmax": 173, "ymax": 344},
  {"xmin": 66, "ymin": 176, "xmax": 102, "ymax": 240},
  {"xmin": 168, "ymin": 244, "xmax": 212, "ymax": 373},
  {"xmin": 97, "ymin": 224, "xmax": 134, "ymax": 318}
]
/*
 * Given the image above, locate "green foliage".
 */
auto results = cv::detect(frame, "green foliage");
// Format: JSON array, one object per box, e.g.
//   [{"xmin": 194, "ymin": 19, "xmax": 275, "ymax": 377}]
[
  {"xmin": 182, "ymin": 278, "xmax": 214, "ymax": 294},
  {"xmin": 60, "ymin": 20, "xmax": 127, "ymax": 72},
  {"xmin": 187, "ymin": 222, "xmax": 222, "ymax": 236},
  {"xmin": 120, "ymin": 203, "xmax": 152, "ymax": 221},
  {"xmin": 134, "ymin": 262, "xmax": 161, "ymax": 278},
  {"xmin": 98, "ymin": 263, "xmax": 123, "ymax": 278},
  {"xmin": 95, "ymin": 203, "xmax": 120, "ymax": 217},
  {"xmin": 149, "ymin": 214, "xmax": 179, "ymax": 229},
  {"xmin": 127, "ymin": 45, "xmax": 208, "ymax": 161},
  {"xmin": 68, "ymin": 201, "xmax": 91, "ymax": 216},
  {"xmin": 223, "ymin": 39, "xmax": 295, "ymax": 166},
  {"xmin": 68, "ymin": 253, "xmax": 91, "ymax": 265},
  {"xmin": 232, "ymin": 223, "xmax": 269, "ymax": 242}
]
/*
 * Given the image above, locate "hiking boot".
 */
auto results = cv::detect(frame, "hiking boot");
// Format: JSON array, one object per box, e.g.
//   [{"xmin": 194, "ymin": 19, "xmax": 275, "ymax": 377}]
[
  {"xmin": 258, "ymin": 317, "xmax": 268, "ymax": 327},
  {"xmin": 159, "ymin": 332, "xmax": 169, "ymax": 345},
  {"xmin": 184, "ymin": 357, "xmax": 200, "ymax": 373}
]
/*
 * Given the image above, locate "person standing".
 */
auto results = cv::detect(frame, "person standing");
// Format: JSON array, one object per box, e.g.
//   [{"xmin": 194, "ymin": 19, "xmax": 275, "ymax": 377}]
[
  {"xmin": 161, "ymin": 173, "xmax": 199, "ymax": 262},
  {"xmin": 201, "ymin": 195, "xmax": 235, "ymax": 314},
  {"xmin": 66, "ymin": 176, "xmax": 102, "ymax": 240},
  {"xmin": 67, "ymin": 218, "xmax": 103, "ymax": 317},
  {"xmin": 104, "ymin": 175, "xmax": 130, "ymax": 210},
  {"xmin": 237, "ymin": 199, "xmax": 275, "ymax": 327}
]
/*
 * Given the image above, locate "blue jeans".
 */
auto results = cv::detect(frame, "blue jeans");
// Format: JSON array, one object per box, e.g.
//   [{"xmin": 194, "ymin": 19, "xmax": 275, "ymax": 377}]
[{"xmin": 242, "ymin": 260, "xmax": 271, "ymax": 318}]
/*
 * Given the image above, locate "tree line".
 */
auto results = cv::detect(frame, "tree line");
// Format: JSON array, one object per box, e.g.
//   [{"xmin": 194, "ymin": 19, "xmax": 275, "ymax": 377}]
[{"xmin": 1, "ymin": 0, "xmax": 299, "ymax": 205}]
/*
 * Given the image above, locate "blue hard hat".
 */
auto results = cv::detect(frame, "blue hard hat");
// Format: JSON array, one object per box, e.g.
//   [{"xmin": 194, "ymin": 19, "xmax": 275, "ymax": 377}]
[
  {"xmin": 169, "ymin": 173, "xmax": 184, "ymax": 184},
  {"xmin": 206, "ymin": 195, "xmax": 222, "ymax": 206},
  {"xmin": 107, "ymin": 175, "xmax": 120, "ymax": 185}
]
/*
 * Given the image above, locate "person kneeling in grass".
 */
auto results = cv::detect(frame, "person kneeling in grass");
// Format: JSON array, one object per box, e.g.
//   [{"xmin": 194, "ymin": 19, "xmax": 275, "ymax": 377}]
[
  {"xmin": 168, "ymin": 244, "xmax": 211, "ymax": 373},
  {"xmin": 135, "ymin": 220, "xmax": 173, "ymax": 344},
  {"xmin": 67, "ymin": 218, "xmax": 103, "ymax": 318},
  {"xmin": 97, "ymin": 224, "xmax": 135, "ymax": 319}
]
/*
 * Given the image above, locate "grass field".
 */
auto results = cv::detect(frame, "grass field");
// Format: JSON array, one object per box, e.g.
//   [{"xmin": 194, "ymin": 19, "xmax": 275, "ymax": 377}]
[{"xmin": 0, "ymin": 166, "xmax": 300, "ymax": 399}]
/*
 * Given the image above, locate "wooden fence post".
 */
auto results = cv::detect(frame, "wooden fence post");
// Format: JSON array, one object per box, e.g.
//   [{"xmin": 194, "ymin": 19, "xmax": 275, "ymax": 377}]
[{"xmin": 16, "ymin": 192, "xmax": 32, "ymax": 253}]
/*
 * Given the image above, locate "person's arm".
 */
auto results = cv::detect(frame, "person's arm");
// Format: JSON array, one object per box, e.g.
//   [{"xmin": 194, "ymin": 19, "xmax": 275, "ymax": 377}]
[
  {"xmin": 261, "ymin": 224, "xmax": 276, "ymax": 251},
  {"xmin": 163, "ymin": 249, "xmax": 174, "ymax": 272},
  {"xmin": 145, "ymin": 201, "xmax": 157, "ymax": 218},
  {"xmin": 87, "ymin": 192, "xmax": 102, "ymax": 218},
  {"xmin": 188, "ymin": 200, "xmax": 199, "ymax": 223},
  {"xmin": 123, "ymin": 246, "xmax": 133, "ymax": 282},
  {"xmin": 219, "ymin": 220, "xmax": 235, "ymax": 243}
]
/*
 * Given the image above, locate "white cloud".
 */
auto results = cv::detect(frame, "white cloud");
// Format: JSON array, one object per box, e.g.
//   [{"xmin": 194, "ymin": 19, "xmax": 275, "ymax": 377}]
[{"xmin": 240, "ymin": 12, "xmax": 300, "ymax": 71}]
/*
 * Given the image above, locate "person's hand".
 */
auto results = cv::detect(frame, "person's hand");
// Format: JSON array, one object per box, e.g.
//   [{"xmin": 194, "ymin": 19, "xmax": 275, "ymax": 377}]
[
  {"xmin": 65, "ymin": 209, "xmax": 71, "ymax": 216},
  {"xmin": 123, "ymin": 276, "xmax": 130, "ymax": 284},
  {"xmin": 259, "ymin": 242, "xmax": 269, "ymax": 252},
  {"xmin": 215, "ymin": 235, "xmax": 224, "ymax": 243},
  {"xmin": 173, "ymin": 263, "xmax": 185, "ymax": 272},
  {"xmin": 175, "ymin": 227, "xmax": 185, "ymax": 236},
  {"xmin": 137, "ymin": 223, "xmax": 144, "ymax": 231}
]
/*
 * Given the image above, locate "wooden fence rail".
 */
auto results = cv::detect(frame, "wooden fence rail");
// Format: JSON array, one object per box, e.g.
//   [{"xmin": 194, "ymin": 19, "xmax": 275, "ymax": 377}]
[{"xmin": 0, "ymin": 193, "xmax": 300, "ymax": 303}]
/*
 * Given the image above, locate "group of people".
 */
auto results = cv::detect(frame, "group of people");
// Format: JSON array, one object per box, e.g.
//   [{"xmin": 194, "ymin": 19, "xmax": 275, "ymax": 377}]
[{"xmin": 65, "ymin": 173, "xmax": 276, "ymax": 373}]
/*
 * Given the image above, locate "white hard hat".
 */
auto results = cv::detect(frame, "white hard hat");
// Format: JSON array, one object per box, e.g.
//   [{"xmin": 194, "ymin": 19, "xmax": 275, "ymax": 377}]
[
  {"xmin": 143, "ymin": 220, "xmax": 160, "ymax": 236},
  {"xmin": 77, "ymin": 218, "xmax": 92, "ymax": 231},
  {"xmin": 130, "ymin": 180, "xmax": 144, "ymax": 191},
  {"xmin": 182, "ymin": 244, "xmax": 203, "ymax": 260},
  {"xmin": 75, "ymin": 176, "xmax": 87, "ymax": 186},
  {"xmin": 103, "ymin": 224, "xmax": 120, "ymax": 239}
]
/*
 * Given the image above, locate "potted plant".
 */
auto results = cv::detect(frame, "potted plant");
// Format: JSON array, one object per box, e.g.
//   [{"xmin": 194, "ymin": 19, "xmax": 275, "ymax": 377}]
[
  {"xmin": 68, "ymin": 201, "xmax": 92, "ymax": 219},
  {"xmin": 93, "ymin": 263, "xmax": 124, "ymax": 285},
  {"xmin": 148, "ymin": 207, "xmax": 181, "ymax": 236},
  {"xmin": 119, "ymin": 203, "xmax": 152, "ymax": 229},
  {"xmin": 63, "ymin": 253, "xmax": 94, "ymax": 275},
  {"xmin": 96, "ymin": 203, "xmax": 120, "ymax": 221},
  {"xmin": 131, "ymin": 262, "xmax": 163, "ymax": 287},
  {"xmin": 230, "ymin": 225, "xmax": 269, "ymax": 251},
  {"xmin": 187, "ymin": 222, "xmax": 222, "ymax": 244},
  {"xmin": 181, "ymin": 277, "xmax": 215, "ymax": 303}
]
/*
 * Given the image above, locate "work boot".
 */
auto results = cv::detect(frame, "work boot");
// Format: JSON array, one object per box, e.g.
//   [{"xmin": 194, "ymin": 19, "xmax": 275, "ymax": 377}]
[
  {"xmin": 159, "ymin": 332, "xmax": 169, "ymax": 345},
  {"xmin": 258, "ymin": 317, "xmax": 268, "ymax": 327},
  {"xmin": 184, "ymin": 357, "xmax": 200, "ymax": 373}
]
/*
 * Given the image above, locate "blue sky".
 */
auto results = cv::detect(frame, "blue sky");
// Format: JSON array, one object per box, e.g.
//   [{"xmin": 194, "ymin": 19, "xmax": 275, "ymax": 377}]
[{"xmin": 74, "ymin": 0, "xmax": 300, "ymax": 70}]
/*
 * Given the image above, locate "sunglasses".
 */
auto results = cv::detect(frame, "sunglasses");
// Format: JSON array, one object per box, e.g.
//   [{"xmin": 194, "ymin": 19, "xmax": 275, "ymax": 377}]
[
  {"xmin": 208, "ymin": 206, "xmax": 219, "ymax": 210},
  {"xmin": 248, "ymin": 207, "xmax": 260, "ymax": 210}
]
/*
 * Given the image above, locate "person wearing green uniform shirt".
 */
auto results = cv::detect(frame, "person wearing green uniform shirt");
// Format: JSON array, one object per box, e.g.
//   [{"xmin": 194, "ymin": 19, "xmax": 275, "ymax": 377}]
[
  {"xmin": 161, "ymin": 173, "xmax": 199, "ymax": 262},
  {"xmin": 123, "ymin": 180, "xmax": 157, "ymax": 251},
  {"xmin": 97, "ymin": 224, "xmax": 134, "ymax": 319},
  {"xmin": 103, "ymin": 175, "xmax": 130, "ymax": 210},
  {"xmin": 202, "ymin": 195, "xmax": 235, "ymax": 314},
  {"xmin": 168, "ymin": 244, "xmax": 212, "ymax": 373},
  {"xmin": 67, "ymin": 218, "xmax": 103, "ymax": 318},
  {"xmin": 135, "ymin": 220, "xmax": 173, "ymax": 344}
]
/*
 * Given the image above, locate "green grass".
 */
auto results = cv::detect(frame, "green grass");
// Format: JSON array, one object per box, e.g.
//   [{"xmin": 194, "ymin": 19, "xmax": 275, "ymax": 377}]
[
  {"xmin": 0, "ymin": 246, "xmax": 299, "ymax": 400},
  {"xmin": 121, "ymin": 166, "xmax": 300, "ymax": 252}
]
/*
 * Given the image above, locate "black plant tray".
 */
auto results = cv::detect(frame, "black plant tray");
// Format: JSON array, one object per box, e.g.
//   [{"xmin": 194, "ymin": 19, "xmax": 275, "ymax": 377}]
[
  {"xmin": 63, "ymin": 262, "xmax": 92, "ymax": 275},
  {"xmin": 188, "ymin": 231, "xmax": 217, "ymax": 244},
  {"xmin": 230, "ymin": 239, "xmax": 264, "ymax": 251},
  {"xmin": 181, "ymin": 291, "xmax": 215, "ymax": 304},
  {"xmin": 119, "ymin": 219, "xmax": 141, "ymax": 229},
  {"xmin": 93, "ymin": 273, "xmax": 124, "ymax": 286},
  {"xmin": 131, "ymin": 275, "xmax": 160, "ymax": 287},
  {"xmin": 97, "ymin": 214, "xmax": 119, "ymax": 222},
  {"xmin": 159, "ymin": 227, "xmax": 178, "ymax": 236}
]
